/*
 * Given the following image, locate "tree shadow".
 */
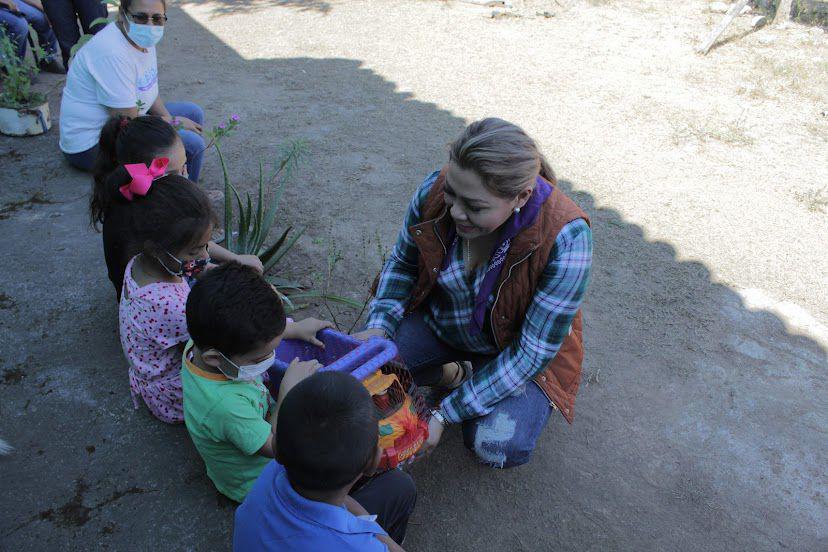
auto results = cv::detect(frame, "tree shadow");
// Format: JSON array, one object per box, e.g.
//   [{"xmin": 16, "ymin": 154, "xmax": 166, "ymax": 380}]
[
  {"xmin": 180, "ymin": 0, "xmax": 333, "ymax": 17},
  {"xmin": 0, "ymin": 3, "xmax": 825, "ymax": 552}
]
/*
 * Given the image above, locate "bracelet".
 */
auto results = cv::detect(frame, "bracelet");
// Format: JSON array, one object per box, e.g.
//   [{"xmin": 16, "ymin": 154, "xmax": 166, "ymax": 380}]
[{"xmin": 430, "ymin": 408, "xmax": 447, "ymax": 427}]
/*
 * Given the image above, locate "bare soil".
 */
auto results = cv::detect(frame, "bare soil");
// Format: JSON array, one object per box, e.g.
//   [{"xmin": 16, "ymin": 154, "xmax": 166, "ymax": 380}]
[{"xmin": 0, "ymin": 1, "xmax": 825, "ymax": 550}]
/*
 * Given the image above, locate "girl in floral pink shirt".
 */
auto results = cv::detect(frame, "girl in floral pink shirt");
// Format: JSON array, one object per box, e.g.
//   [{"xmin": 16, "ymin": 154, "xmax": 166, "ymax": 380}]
[
  {"xmin": 91, "ymin": 115, "xmax": 263, "ymax": 301},
  {"xmin": 120, "ymin": 255, "xmax": 192, "ymax": 422},
  {"xmin": 113, "ymin": 169, "xmax": 216, "ymax": 423}
]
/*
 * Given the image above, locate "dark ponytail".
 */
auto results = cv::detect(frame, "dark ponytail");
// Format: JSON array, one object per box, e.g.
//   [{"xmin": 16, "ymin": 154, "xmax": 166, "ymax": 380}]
[
  {"xmin": 104, "ymin": 173, "xmax": 217, "ymax": 262},
  {"xmin": 90, "ymin": 115, "xmax": 179, "ymax": 228}
]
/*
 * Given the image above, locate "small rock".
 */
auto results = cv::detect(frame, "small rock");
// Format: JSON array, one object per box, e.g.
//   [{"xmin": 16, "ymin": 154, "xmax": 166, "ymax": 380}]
[
  {"xmin": 751, "ymin": 15, "xmax": 767, "ymax": 29},
  {"xmin": 536, "ymin": 11, "xmax": 555, "ymax": 18},
  {"xmin": 491, "ymin": 9, "xmax": 519, "ymax": 19},
  {"xmin": 758, "ymin": 34, "xmax": 777, "ymax": 45},
  {"xmin": 810, "ymin": 27, "xmax": 825, "ymax": 36},
  {"xmin": 740, "ymin": 5, "xmax": 751, "ymax": 15},
  {"xmin": 708, "ymin": 2, "xmax": 730, "ymax": 14}
]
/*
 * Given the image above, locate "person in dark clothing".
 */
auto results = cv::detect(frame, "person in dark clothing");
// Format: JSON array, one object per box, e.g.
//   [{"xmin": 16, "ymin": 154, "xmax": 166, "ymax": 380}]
[{"xmin": 40, "ymin": 0, "xmax": 106, "ymax": 67}]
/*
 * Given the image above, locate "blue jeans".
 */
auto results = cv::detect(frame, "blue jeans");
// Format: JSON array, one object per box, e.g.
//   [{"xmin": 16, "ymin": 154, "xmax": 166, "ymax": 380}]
[
  {"xmin": 392, "ymin": 311, "xmax": 554, "ymax": 469},
  {"xmin": 164, "ymin": 101, "xmax": 206, "ymax": 182},
  {"xmin": 0, "ymin": 0, "xmax": 59, "ymax": 62},
  {"xmin": 40, "ymin": 0, "xmax": 106, "ymax": 67},
  {"xmin": 63, "ymin": 102, "xmax": 206, "ymax": 182}
]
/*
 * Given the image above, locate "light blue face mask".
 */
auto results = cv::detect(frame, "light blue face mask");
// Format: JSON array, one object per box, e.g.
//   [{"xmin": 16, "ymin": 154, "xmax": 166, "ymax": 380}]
[{"xmin": 125, "ymin": 18, "xmax": 164, "ymax": 48}]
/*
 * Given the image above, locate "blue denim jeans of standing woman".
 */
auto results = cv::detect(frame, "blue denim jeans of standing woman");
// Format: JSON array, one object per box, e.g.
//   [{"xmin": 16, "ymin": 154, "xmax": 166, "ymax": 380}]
[
  {"xmin": 63, "ymin": 102, "xmax": 206, "ymax": 182},
  {"xmin": 0, "ymin": 0, "xmax": 59, "ymax": 62},
  {"xmin": 391, "ymin": 311, "xmax": 554, "ymax": 469}
]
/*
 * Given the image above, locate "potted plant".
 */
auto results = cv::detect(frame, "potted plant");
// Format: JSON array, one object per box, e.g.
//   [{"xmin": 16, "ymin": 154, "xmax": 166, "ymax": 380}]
[{"xmin": 0, "ymin": 30, "xmax": 50, "ymax": 136}]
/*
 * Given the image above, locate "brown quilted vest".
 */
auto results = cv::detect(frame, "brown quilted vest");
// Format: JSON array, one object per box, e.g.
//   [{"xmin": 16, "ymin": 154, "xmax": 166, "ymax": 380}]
[{"xmin": 406, "ymin": 168, "xmax": 590, "ymax": 423}]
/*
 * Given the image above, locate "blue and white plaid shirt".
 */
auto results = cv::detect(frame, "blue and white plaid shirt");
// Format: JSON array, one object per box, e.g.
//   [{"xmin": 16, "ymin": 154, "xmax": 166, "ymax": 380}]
[{"xmin": 367, "ymin": 171, "xmax": 593, "ymax": 423}]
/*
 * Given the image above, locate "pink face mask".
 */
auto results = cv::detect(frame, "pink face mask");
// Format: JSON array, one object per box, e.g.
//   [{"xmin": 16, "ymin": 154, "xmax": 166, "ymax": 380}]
[{"xmin": 157, "ymin": 252, "xmax": 209, "ymax": 278}]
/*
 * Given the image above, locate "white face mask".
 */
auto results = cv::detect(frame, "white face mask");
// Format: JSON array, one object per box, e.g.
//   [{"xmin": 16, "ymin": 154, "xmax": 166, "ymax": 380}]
[
  {"xmin": 125, "ymin": 17, "xmax": 165, "ymax": 48},
  {"xmin": 216, "ymin": 351, "xmax": 275, "ymax": 381}
]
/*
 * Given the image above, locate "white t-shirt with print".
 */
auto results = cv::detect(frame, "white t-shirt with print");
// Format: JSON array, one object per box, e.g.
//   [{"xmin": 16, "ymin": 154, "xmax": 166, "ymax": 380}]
[{"xmin": 59, "ymin": 23, "xmax": 159, "ymax": 154}]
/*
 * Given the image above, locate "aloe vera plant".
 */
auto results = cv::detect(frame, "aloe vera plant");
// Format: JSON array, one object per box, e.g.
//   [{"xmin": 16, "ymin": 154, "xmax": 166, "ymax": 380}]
[
  {"xmin": 209, "ymin": 118, "xmax": 362, "ymax": 314},
  {"xmin": 216, "ymin": 138, "xmax": 307, "ymax": 273}
]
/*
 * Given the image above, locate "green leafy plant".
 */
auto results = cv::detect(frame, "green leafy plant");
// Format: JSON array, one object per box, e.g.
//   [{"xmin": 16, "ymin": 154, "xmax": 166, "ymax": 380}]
[
  {"xmin": 306, "ymin": 229, "xmax": 389, "ymax": 332},
  {"xmin": 209, "ymin": 115, "xmax": 362, "ymax": 314},
  {"xmin": 69, "ymin": 0, "xmax": 120, "ymax": 59},
  {"xmin": 0, "ymin": 30, "xmax": 45, "ymax": 109}
]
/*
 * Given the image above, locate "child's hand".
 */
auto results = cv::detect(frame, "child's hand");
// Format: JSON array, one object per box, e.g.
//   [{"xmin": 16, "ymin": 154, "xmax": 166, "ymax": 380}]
[
  {"xmin": 286, "ymin": 318, "xmax": 334, "ymax": 348},
  {"xmin": 278, "ymin": 357, "xmax": 323, "ymax": 404},
  {"xmin": 235, "ymin": 254, "xmax": 263, "ymax": 274}
]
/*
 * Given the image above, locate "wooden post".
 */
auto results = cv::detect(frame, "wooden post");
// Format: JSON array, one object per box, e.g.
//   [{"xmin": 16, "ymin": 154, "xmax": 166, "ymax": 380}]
[
  {"xmin": 773, "ymin": 0, "xmax": 795, "ymax": 24},
  {"xmin": 698, "ymin": 0, "xmax": 751, "ymax": 55}
]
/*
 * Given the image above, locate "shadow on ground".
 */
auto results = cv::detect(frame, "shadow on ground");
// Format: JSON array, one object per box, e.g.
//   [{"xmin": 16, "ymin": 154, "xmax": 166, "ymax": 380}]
[
  {"xmin": 180, "ymin": 0, "xmax": 333, "ymax": 16},
  {"xmin": 0, "ymin": 4, "xmax": 824, "ymax": 551}
]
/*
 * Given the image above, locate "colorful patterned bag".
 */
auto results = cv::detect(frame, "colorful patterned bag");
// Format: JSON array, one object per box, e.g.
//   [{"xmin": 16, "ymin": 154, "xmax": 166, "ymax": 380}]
[{"xmin": 268, "ymin": 329, "xmax": 429, "ymax": 469}]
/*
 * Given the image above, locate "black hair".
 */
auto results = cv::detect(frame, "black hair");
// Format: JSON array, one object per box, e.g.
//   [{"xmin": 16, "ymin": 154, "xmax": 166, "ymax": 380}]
[
  {"xmin": 186, "ymin": 263, "xmax": 287, "ymax": 357},
  {"xmin": 276, "ymin": 371, "xmax": 379, "ymax": 491},
  {"xmin": 108, "ymin": 173, "xmax": 216, "ymax": 263},
  {"xmin": 91, "ymin": 115, "xmax": 180, "ymax": 228}
]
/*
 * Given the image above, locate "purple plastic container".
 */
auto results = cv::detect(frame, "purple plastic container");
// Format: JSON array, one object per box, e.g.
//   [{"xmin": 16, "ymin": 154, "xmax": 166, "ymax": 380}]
[{"xmin": 267, "ymin": 329, "xmax": 398, "ymax": 391}]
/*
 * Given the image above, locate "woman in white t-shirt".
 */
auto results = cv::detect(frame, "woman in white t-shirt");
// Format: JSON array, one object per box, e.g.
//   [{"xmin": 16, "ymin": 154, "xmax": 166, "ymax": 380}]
[{"xmin": 59, "ymin": 0, "xmax": 206, "ymax": 181}]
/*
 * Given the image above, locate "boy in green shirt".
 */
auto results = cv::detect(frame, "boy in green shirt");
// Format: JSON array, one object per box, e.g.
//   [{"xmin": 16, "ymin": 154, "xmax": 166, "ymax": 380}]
[{"xmin": 182, "ymin": 263, "xmax": 332, "ymax": 502}]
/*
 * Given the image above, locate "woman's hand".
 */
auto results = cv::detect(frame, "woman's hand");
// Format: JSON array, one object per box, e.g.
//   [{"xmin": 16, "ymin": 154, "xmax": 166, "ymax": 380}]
[
  {"xmin": 172, "ymin": 115, "xmax": 203, "ymax": 134},
  {"xmin": 235, "ymin": 254, "xmax": 263, "ymax": 274},
  {"xmin": 286, "ymin": 318, "xmax": 334, "ymax": 348},
  {"xmin": 352, "ymin": 328, "xmax": 388, "ymax": 341},
  {"xmin": 412, "ymin": 414, "xmax": 445, "ymax": 462},
  {"xmin": 277, "ymin": 357, "xmax": 322, "ymax": 404}
]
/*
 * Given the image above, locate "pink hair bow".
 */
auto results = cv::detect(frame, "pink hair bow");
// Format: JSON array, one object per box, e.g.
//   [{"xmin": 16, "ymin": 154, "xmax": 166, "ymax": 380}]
[{"xmin": 119, "ymin": 158, "xmax": 170, "ymax": 201}]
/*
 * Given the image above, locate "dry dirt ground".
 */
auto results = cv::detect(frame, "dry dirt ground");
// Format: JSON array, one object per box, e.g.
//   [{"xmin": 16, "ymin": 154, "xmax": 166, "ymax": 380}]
[{"xmin": 1, "ymin": 1, "xmax": 826, "ymax": 550}]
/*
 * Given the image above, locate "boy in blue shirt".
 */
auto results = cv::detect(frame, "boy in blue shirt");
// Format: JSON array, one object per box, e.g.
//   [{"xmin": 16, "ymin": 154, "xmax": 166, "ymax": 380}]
[{"xmin": 234, "ymin": 371, "xmax": 417, "ymax": 551}]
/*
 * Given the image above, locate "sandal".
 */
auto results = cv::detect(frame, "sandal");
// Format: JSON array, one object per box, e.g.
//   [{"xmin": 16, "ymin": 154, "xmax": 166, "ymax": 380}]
[{"xmin": 438, "ymin": 361, "xmax": 471, "ymax": 390}]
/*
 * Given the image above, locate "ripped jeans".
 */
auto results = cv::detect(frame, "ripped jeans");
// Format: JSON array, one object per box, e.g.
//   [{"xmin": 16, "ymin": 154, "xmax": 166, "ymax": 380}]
[{"xmin": 392, "ymin": 311, "xmax": 553, "ymax": 469}]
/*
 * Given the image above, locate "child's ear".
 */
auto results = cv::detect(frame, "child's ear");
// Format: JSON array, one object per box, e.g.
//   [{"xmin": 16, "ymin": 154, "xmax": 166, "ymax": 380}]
[
  {"xmin": 200, "ymin": 349, "xmax": 223, "ymax": 369},
  {"xmin": 363, "ymin": 445, "xmax": 382, "ymax": 477}
]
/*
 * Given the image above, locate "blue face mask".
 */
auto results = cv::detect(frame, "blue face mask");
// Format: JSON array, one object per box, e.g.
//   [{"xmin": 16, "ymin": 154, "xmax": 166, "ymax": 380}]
[{"xmin": 125, "ymin": 18, "xmax": 164, "ymax": 48}]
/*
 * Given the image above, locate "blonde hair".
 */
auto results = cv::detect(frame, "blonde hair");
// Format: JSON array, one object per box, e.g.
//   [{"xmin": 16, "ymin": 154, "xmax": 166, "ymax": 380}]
[{"xmin": 449, "ymin": 118, "xmax": 555, "ymax": 198}]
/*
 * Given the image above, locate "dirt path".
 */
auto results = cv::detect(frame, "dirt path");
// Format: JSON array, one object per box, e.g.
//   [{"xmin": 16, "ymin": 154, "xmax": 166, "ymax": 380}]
[{"xmin": 0, "ymin": 1, "xmax": 825, "ymax": 550}]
